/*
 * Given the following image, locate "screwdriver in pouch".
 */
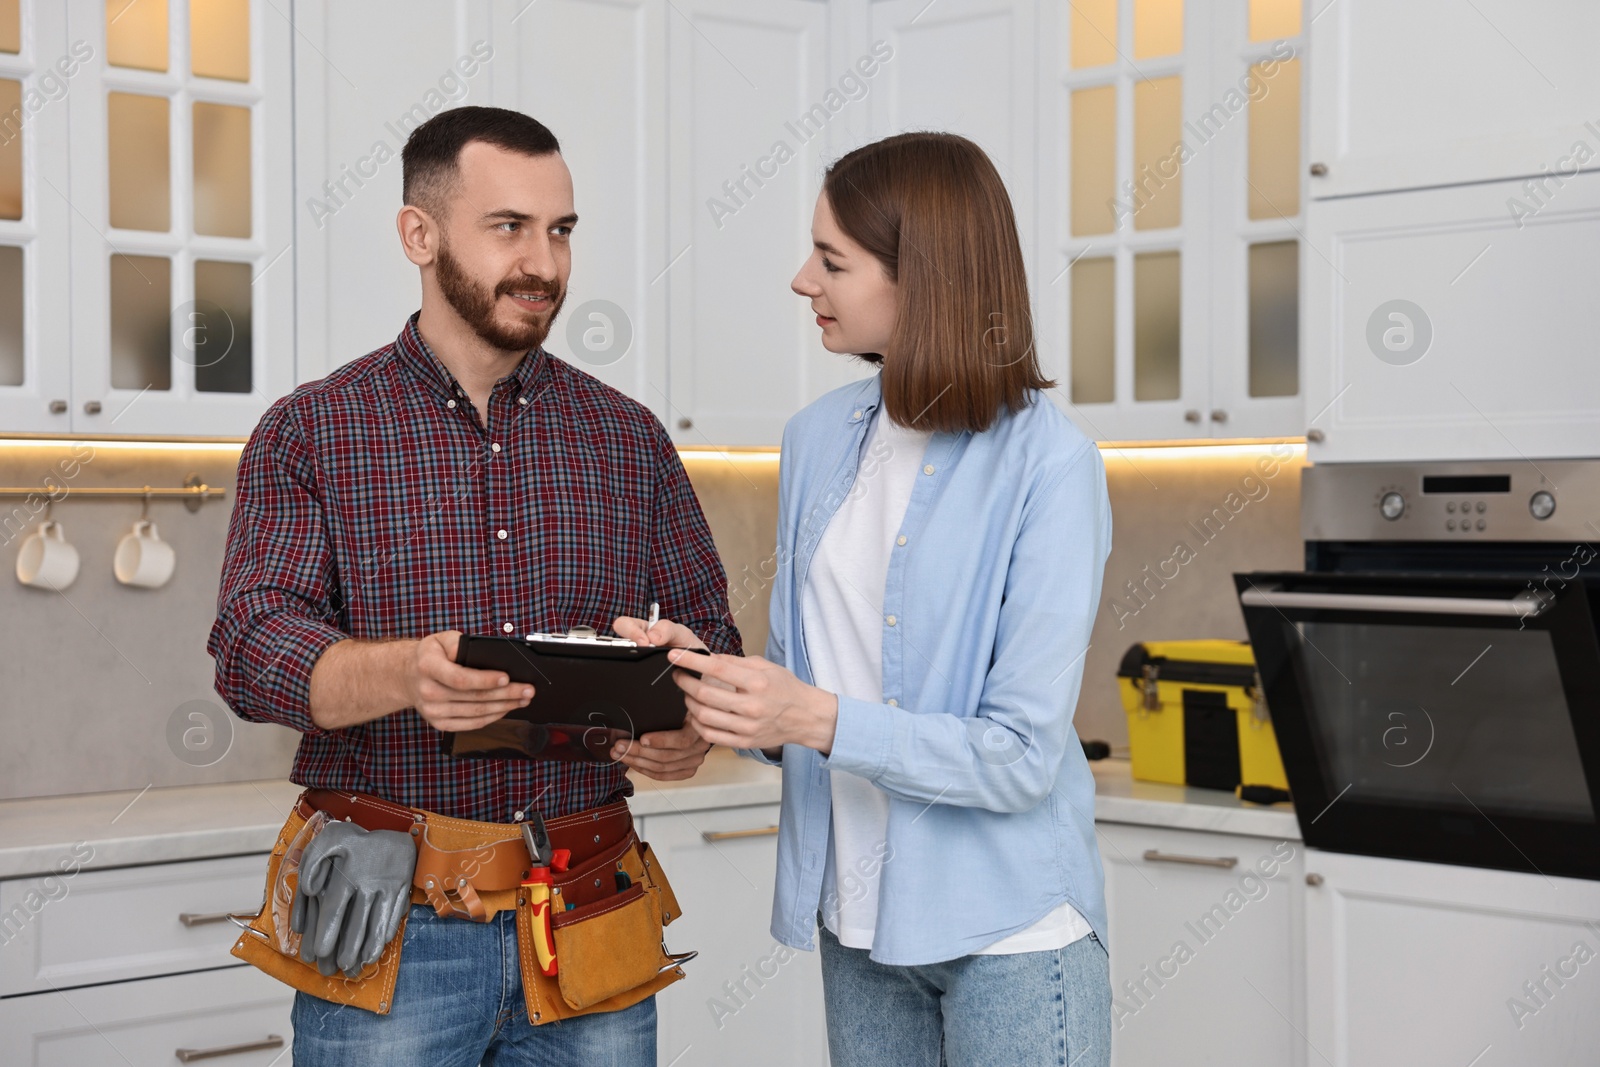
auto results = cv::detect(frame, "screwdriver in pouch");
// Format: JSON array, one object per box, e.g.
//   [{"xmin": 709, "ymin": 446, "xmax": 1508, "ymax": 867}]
[{"xmin": 521, "ymin": 816, "xmax": 571, "ymax": 977}]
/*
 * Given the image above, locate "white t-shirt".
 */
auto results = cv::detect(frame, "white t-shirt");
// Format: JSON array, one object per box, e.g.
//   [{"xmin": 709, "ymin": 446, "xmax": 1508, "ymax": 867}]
[{"xmin": 803, "ymin": 411, "xmax": 1091, "ymax": 954}]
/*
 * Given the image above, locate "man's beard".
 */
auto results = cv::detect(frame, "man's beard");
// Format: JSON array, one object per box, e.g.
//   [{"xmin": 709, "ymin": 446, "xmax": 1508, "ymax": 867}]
[{"xmin": 436, "ymin": 240, "xmax": 567, "ymax": 353}]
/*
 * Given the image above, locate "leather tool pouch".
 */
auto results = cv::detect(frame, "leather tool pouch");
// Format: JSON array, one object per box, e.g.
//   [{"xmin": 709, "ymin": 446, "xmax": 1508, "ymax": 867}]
[
  {"xmin": 518, "ymin": 831, "xmax": 693, "ymax": 1024},
  {"xmin": 228, "ymin": 795, "xmax": 411, "ymax": 1015}
]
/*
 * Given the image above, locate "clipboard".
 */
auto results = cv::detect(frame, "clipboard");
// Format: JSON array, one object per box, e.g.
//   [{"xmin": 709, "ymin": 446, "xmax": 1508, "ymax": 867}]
[{"xmin": 441, "ymin": 631, "xmax": 696, "ymax": 763}]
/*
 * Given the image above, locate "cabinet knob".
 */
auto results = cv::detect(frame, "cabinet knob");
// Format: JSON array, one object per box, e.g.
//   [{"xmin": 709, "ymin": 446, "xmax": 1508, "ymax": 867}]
[
  {"xmin": 83, "ymin": 400, "xmax": 103, "ymax": 415},
  {"xmin": 1306, "ymin": 872, "xmax": 1324, "ymax": 886},
  {"xmin": 1210, "ymin": 409, "xmax": 1228, "ymax": 423},
  {"xmin": 1309, "ymin": 162, "xmax": 1328, "ymax": 177},
  {"xmin": 1306, "ymin": 428, "xmax": 1326, "ymax": 443},
  {"xmin": 49, "ymin": 399, "xmax": 67, "ymax": 414},
  {"xmin": 676, "ymin": 417, "xmax": 693, "ymax": 430},
  {"xmin": 1183, "ymin": 409, "xmax": 1202, "ymax": 423}
]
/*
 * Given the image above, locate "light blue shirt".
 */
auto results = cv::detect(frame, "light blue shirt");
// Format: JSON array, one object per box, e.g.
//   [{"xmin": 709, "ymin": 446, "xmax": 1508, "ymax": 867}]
[{"xmin": 744, "ymin": 373, "xmax": 1114, "ymax": 966}]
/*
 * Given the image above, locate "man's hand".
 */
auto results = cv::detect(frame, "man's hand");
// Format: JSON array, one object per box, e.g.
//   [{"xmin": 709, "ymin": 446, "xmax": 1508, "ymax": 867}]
[
  {"xmin": 611, "ymin": 614, "xmax": 713, "ymax": 780},
  {"xmin": 612, "ymin": 614, "xmax": 708, "ymax": 652},
  {"xmin": 309, "ymin": 631, "xmax": 534, "ymax": 732},
  {"xmin": 404, "ymin": 631, "xmax": 535, "ymax": 732}
]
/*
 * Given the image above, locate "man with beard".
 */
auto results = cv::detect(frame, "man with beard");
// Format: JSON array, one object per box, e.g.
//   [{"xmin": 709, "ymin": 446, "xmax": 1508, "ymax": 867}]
[{"xmin": 208, "ymin": 107, "xmax": 738, "ymax": 1065}]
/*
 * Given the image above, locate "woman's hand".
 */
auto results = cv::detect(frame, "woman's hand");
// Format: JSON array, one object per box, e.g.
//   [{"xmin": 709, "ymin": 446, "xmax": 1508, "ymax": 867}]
[
  {"xmin": 669, "ymin": 650, "xmax": 839, "ymax": 755},
  {"xmin": 610, "ymin": 614, "xmax": 714, "ymax": 779}
]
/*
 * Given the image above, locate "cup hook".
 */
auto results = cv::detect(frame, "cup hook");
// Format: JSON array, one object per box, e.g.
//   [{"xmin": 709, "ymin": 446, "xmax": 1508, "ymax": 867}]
[{"xmin": 140, "ymin": 488, "xmax": 152, "ymax": 522}]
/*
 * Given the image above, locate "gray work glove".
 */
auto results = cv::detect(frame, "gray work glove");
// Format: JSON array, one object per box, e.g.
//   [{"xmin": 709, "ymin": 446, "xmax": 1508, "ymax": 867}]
[{"xmin": 290, "ymin": 821, "xmax": 417, "ymax": 978}]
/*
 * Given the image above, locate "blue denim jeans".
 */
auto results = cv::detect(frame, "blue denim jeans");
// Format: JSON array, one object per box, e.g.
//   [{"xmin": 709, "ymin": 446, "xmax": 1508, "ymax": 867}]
[
  {"xmin": 289, "ymin": 903, "xmax": 655, "ymax": 1067},
  {"xmin": 818, "ymin": 924, "xmax": 1111, "ymax": 1067}
]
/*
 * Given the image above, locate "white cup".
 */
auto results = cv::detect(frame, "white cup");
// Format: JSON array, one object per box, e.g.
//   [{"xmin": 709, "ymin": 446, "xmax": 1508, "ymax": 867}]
[
  {"xmin": 16, "ymin": 521, "xmax": 81, "ymax": 590},
  {"xmin": 114, "ymin": 519, "xmax": 176, "ymax": 589}
]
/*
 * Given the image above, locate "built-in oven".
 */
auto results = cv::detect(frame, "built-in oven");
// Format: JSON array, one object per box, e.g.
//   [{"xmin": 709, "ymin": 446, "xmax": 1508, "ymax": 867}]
[{"xmin": 1235, "ymin": 460, "xmax": 1600, "ymax": 881}]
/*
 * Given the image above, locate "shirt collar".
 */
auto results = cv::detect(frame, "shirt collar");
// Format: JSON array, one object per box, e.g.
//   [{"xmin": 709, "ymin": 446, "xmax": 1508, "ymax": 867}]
[
  {"xmin": 846, "ymin": 372, "xmax": 883, "ymax": 426},
  {"xmin": 394, "ymin": 311, "xmax": 549, "ymax": 403}
]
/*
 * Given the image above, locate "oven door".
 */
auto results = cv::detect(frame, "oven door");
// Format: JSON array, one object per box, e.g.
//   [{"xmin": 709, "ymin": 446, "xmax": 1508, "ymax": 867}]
[{"xmin": 1234, "ymin": 571, "xmax": 1600, "ymax": 880}]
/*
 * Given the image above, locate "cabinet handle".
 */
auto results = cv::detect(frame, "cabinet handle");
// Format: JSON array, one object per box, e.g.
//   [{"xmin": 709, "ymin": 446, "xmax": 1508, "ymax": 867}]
[
  {"xmin": 1210, "ymin": 409, "xmax": 1228, "ymax": 423},
  {"xmin": 179, "ymin": 910, "xmax": 254, "ymax": 927},
  {"xmin": 83, "ymin": 400, "xmax": 102, "ymax": 415},
  {"xmin": 49, "ymin": 399, "xmax": 67, "ymax": 414},
  {"xmin": 1142, "ymin": 849, "xmax": 1238, "ymax": 869},
  {"xmin": 1306, "ymin": 428, "xmax": 1325, "ymax": 443},
  {"xmin": 1309, "ymin": 162, "xmax": 1328, "ymax": 176},
  {"xmin": 677, "ymin": 417, "xmax": 693, "ymax": 430},
  {"xmin": 1183, "ymin": 409, "xmax": 1202, "ymax": 423},
  {"xmin": 175, "ymin": 1035, "xmax": 284, "ymax": 1062},
  {"xmin": 1306, "ymin": 873, "xmax": 1324, "ymax": 886},
  {"xmin": 702, "ymin": 826, "xmax": 779, "ymax": 842}
]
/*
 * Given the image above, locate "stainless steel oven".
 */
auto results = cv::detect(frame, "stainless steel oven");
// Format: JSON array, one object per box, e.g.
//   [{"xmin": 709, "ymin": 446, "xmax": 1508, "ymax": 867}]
[{"xmin": 1235, "ymin": 460, "xmax": 1600, "ymax": 880}]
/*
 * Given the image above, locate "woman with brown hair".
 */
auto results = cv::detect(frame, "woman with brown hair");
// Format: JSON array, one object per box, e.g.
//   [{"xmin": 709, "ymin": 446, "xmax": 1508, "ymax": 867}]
[{"xmin": 636, "ymin": 132, "xmax": 1114, "ymax": 1065}]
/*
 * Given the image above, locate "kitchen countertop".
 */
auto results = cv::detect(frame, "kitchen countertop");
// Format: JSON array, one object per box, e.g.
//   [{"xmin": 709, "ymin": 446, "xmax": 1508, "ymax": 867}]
[{"xmin": 0, "ymin": 752, "xmax": 1298, "ymax": 880}]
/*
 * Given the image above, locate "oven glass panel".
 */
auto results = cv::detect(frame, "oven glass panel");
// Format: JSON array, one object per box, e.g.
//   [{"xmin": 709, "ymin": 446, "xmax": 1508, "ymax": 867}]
[{"xmin": 1292, "ymin": 620, "xmax": 1592, "ymax": 821}]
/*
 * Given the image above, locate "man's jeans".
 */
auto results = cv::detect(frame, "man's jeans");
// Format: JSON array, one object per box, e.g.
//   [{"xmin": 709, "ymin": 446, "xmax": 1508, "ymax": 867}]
[
  {"xmin": 289, "ymin": 903, "xmax": 655, "ymax": 1066},
  {"xmin": 818, "ymin": 924, "xmax": 1111, "ymax": 1067}
]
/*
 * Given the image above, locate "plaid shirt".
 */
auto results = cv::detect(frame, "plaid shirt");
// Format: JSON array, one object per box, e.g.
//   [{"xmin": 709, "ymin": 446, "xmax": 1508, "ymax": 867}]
[{"xmin": 208, "ymin": 314, "xmax": 740, "ymax": 822}]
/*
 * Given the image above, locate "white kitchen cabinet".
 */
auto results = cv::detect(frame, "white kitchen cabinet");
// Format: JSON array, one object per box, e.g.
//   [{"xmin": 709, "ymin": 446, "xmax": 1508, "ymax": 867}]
[
  {"xmin": 0, "ymin": 963, "xmax": 293, "ymax": 1067},
  {"xmin": 1302, "ymin": 849, "xmax": 1600, "ymax": 1067},
  {"xmin": 290, "ymin": 0, "xmax": 497, "ymax": 389},
  {"xmin": 1303, "ymin": 170, "xmax": 1600, "ymax": 462},
  {"xmin": 0, "ymin": 0, "xmax": 75, "ymax": 434},
  {"xmin": 1097, "ymin": 822, "xmax": 1305, "ymax": 1067},
  {"xmin": 63, "ymin": 0, "xmax": 295, "ymax": 436},
  {"xmin": 866, "ymin": 0, "xmax": 1038, "ymax": 294},
  {"xmin": 640, "ymin": 805, "xmax": 829, "ymax": 1067},
  {"xmin": 0, "ymin": 851, "xmax": 268, "ymax": 995},
  {"xmin": 664, "ymin": 0, "xmax": 841, "ymax": 448},
  {"xmin": 1306, "ymin": 0, "xmax": 1600, "ymax": 200},
  {"xmin": 1039, "ymin": 0, "xmax": 1310, "ymax": 443},
  {"xmin": 492, "ymin": 0, "xmax": 669, "ymax": 419}
]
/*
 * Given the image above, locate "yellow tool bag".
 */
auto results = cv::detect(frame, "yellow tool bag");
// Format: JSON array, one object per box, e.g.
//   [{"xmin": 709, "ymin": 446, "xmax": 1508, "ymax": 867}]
[{"xmin": 1117, "ymin": 639, "xmax": 1288, "ymax": 793}]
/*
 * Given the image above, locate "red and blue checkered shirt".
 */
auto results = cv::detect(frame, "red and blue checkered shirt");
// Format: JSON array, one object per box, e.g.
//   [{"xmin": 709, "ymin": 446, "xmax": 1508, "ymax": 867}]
[{"xmin": 208, "ymin": 314, "xmax": 741, "ymax": 822}]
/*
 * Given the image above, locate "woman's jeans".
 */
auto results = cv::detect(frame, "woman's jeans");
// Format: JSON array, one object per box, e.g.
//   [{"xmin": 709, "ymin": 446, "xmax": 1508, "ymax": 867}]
[
  {"xmin": 289, "ymin": 903, "xmax": 655, "ymax": 1067},
  {"xmin": 818, "ymin": 924, "xmax": 1111, "ymax": 1067}
]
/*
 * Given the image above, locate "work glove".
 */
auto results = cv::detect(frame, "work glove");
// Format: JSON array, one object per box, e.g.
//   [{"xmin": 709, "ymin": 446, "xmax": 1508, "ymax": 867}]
[{"xmin": 290, "ymin": 821, "xmax": 417, "ymax": 978}]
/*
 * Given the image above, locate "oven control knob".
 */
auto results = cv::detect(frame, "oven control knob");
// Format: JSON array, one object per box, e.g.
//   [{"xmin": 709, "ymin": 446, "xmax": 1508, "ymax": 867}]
[
  {"xmin": 1529, "ymin": 490, "xmax": 1557, "ymax": 520},
  {"xmin": 1379, "ymin": 491, "xmax": 1406, "ymax": 520}
]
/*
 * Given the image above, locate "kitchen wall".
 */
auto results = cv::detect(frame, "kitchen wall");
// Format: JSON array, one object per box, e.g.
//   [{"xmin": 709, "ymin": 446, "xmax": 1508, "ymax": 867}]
[{"xmin": 0, "ymin": 436, "xmax": 1304, "ymax": 800}]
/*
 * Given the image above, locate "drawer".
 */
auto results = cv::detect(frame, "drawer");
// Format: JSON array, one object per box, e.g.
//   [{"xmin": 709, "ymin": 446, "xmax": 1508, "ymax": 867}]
[
  {"xmin": 0, "ymin": 964, "xmax": 293, "ymax": 1067},
  {"xmin": 0, "ymin": 853, "xmax": 269, "ymax": 995}
]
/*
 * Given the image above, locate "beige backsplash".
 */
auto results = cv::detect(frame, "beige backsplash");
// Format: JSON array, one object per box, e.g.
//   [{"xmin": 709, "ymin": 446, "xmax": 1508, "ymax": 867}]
[{"xmin": 0, "ymin": 439, "xmax": 1304, "ymax": 800}]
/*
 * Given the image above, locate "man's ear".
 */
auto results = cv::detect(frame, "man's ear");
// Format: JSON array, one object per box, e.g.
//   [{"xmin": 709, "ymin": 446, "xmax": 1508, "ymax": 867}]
[{"xmin": 397, "ymin": 204, "xmax": 439, "ymax": 267}]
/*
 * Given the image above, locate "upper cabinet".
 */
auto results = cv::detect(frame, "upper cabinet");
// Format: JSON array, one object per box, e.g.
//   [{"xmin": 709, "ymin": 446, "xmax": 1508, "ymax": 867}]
[
  {"xmin": 1306, "ymin": 0, "xmax": 1600, "ymax": 200},
  {"xmin": 1041, "ymin": 0, "xmax": 1310, "ymax": 443},
  {"xmin": 0, "ymin": 0, "xmax": 73, "ymax": 433},
  {"xmin": 62, "ymin": 0, "xmax": 293, "ymax": 437}
]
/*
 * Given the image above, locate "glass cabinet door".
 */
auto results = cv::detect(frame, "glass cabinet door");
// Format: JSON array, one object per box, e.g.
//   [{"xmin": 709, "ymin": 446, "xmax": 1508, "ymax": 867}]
[
  {"xmin": 65, "ymin": 0, "xmax": 290, "ymax": 436},
  {"xmin": 0, "ymin": 0, "xmax": 74, "ymax": 432}
]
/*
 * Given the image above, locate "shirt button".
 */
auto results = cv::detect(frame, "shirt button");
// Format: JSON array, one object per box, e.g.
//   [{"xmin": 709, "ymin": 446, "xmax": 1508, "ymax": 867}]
[
  {"xmin": 518, "ymin": 397, "xmax": 528, "ymax": 406},
  {"xmin": 514, "ymin": 810, "xmax": 524, "ymax": 821},
  {"xmin": 887, "ymin": 699, "xmax": 898, "ymax": 707},
  {"xmin": 503, "ymin": 623, "xmax": 514, "ymax": 634},
  {"xmin": 852, "ymin": 410, "xmax": 863, "ymax": 421},
  {"xmin": 886, "ymin": 615, "xmax": 897, "ymax": 627},
  {"xmin": 447, "ymin": 399, "xmax": 457, "ymax": 409},
  {"xmin": 497, "ymin": 529, "xmax": 508, "ymax": 540},
  {"xmin": 922, "ymin": 464, "xmax": 935, "ymax": 476},
  {"xmin": 491, "ymin": 443, "xmax": 502, "ymax": 453},
  {"xmin": 896, "ymin": 535, "xmax": 907, "ymax": 546}
]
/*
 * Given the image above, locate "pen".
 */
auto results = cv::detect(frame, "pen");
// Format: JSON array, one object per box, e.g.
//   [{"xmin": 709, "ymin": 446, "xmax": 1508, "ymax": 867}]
[{"xmin": 645, "ymin": 602, "xmax": 659, "ymax": 636}]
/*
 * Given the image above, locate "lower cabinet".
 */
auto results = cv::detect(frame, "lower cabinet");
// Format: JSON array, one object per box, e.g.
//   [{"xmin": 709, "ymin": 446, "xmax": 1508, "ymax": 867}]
[
  {"xmin": 1098, "ymin": 822, "xmax": 1306, "ymax": 1067},
  {"xmin": 1303, "ymin": 849, "xmax": 1600, "ymax": 1067},
  {"xmin": 0, "ymin": 963, "xmax": 293, "ymax": 1066},
  {"xmin": 639, "ymin": 805, "xmax": 830, "ymax": 1067}
]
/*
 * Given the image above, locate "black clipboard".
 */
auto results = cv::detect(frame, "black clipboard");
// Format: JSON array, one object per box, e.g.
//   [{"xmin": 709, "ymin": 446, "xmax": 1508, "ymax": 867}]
[{"xmin": 441, "ymin": 633, "xmax": 694, "ymax": 763}]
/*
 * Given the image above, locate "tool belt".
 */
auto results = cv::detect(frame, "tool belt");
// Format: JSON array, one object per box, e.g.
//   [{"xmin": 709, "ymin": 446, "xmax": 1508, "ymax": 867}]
[{"xmin": 230, "ymin": 787, "xmax": 690, "ymax": 1021}]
